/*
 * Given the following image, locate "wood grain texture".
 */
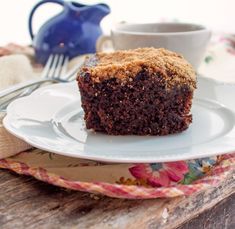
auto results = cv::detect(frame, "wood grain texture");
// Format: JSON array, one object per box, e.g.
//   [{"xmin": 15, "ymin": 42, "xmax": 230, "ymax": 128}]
[
  {"xmin": 177, "ymin": 193, "xmax": 235, "ymax": 229},
  {"xmin": 0, "ymin": 169, "xmax": 234, "ymax": 229}
]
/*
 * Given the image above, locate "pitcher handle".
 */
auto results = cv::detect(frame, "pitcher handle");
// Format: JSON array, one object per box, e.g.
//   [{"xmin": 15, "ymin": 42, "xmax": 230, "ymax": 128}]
[{"xmin": 28, "ymin": 0, "xmax": 65, "ymax": 40}]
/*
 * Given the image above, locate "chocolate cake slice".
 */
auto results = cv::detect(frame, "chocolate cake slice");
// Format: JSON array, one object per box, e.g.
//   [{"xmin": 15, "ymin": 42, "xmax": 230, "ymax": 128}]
[{"xmin": 77, "ymin": 48, "xmax": 196, "ymax": 135}]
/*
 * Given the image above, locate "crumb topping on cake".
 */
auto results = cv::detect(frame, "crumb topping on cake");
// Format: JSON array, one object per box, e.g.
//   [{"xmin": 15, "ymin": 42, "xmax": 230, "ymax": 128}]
[{"xmin": 80, "ymin": 48, "xmax": 196, "ymax": 89}]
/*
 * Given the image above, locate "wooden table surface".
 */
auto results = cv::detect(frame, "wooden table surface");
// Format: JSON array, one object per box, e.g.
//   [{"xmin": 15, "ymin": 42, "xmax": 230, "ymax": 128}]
[{"xmin": 0, "ymin": 168, "xmax": 234, "ymax": 229}]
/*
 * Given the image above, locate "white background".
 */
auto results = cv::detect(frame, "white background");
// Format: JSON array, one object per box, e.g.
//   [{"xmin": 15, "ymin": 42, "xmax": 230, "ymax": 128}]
[{"xmin": 0, "ymin": 0, "xmax": 234, "ymax": 45}]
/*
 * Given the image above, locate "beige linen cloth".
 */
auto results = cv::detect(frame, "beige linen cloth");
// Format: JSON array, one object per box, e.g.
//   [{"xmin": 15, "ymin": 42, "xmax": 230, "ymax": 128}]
[{"xmin": 0, "ymin": 45, "xmax": 34, "ymax": 158}]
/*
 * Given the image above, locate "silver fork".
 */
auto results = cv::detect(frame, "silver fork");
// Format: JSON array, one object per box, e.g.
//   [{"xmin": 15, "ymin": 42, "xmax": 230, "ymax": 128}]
[
  {"xmin": 22, "ymin": 54, "xmax": 69, "ymax": 96},
  {"xmin": 0, "ymin": 54, "xmax": 70, "ymax": 111}
]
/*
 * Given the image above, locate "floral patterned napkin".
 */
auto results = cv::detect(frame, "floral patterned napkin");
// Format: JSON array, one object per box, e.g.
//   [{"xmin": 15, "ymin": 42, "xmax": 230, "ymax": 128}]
[
  {"xmin": 198, "ymin": 33, "xmax": 235, "ymax": 83},
  {"xmin": 0, "ymin": 34, "xmax": 235, "ymax": 199},
  {"xmin": 0, "ymin": 150, "xmax": 234, "ymax": 199}
]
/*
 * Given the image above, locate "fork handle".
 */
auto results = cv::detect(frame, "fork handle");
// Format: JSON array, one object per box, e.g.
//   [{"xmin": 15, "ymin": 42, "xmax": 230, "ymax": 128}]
[{"xmin": 0, "ymin": 78, "xmax": 59, "ymax": 98}]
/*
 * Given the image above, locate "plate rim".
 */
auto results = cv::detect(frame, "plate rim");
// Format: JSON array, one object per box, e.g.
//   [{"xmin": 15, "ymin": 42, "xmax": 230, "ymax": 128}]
[
  {"xmin": 3, "ymin": 113, "xmax": 235, "ymax": 163},
  {"xmin": 3, "ymin": 75, "xmax": 235, "ymax": 163}
]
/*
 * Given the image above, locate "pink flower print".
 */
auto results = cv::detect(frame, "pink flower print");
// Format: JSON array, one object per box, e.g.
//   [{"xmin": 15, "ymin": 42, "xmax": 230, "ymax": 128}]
[{"xmin": 129, "ymin": 161, "xmax": 189, "ymax": 187}]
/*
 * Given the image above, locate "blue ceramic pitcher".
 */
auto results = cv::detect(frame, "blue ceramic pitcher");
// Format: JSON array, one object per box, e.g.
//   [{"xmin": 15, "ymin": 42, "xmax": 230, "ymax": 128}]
[{"xmin": 28, "ymin": 0, "xmax": 110, "ymax": 64}]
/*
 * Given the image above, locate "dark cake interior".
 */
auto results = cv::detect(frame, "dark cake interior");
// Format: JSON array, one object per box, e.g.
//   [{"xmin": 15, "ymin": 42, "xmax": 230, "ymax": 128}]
[{"xmin": 77, "ymin": 48, "xmax": 196, "ymax": 135}]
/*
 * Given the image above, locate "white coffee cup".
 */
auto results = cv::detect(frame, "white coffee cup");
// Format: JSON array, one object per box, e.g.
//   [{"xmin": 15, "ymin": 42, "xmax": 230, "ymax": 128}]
[{"xmin": 96, "ymin": 22, "xmax": 211, "ymax": 69}]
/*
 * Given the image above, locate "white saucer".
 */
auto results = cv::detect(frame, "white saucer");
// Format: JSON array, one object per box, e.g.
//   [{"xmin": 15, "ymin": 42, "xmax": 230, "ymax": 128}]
[{"xmin": 3, "ymin": 76, "xmax": 235, "ymax": 163}]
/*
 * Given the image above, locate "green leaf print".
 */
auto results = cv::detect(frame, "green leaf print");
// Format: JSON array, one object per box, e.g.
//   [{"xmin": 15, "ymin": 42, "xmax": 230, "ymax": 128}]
[
  {"xmin": 204, "ymin": 56, "xmax": 213, "ymax": 64},
  {"xmin": 181, "ymin": 170, "xmax": 199, "ymax": 185}
]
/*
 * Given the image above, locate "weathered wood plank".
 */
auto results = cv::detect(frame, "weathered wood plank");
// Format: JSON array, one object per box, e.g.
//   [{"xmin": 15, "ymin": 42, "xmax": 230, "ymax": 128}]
[
  {"xmin": 178, "ymin": 193, "xmax": 235, "ymax": 229},
  {"xmin": 0, "ymin": 169, "xmax": 234, "ymax": 229}
]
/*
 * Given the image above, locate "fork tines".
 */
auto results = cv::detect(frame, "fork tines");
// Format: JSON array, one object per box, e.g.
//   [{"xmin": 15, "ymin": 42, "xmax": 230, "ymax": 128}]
[{"xmin": 42, "ymin": 54, "xmax": 69, "ymax": 79}]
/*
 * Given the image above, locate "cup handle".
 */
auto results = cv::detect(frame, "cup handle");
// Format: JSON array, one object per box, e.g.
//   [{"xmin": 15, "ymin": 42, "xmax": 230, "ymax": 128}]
[
  {"xmin": 28, "ymin": 0, "xmax": 64, "ymax": 40},
  {"xmin": 96, "ymin": 35, "xmax": 113, "ymax": 52}
]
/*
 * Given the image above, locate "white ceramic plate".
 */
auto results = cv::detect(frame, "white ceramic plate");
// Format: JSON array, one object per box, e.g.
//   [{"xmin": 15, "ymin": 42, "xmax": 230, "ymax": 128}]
[{"xmin": 3, "ymin": 76, "xmax": 235, "ymax": 163}]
